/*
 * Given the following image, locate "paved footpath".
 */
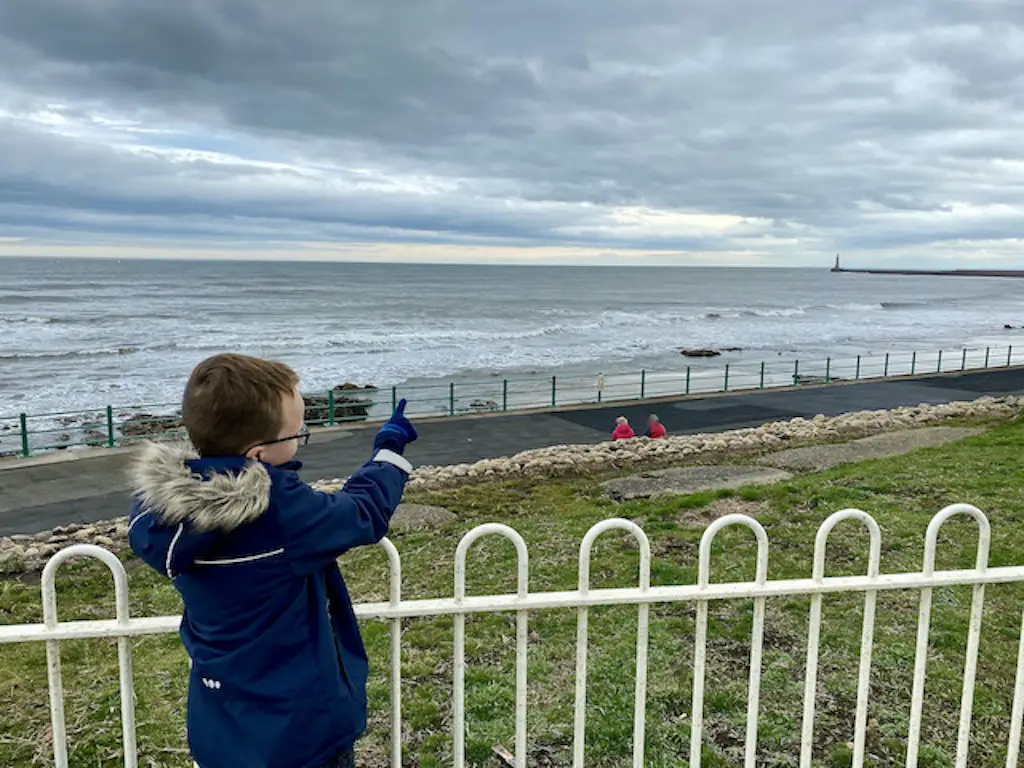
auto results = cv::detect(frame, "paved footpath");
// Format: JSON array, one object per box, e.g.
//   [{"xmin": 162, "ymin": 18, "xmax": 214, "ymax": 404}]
[{"xmin": 2, "ymin": 368, "xmax": 1023, "ymax": 536}]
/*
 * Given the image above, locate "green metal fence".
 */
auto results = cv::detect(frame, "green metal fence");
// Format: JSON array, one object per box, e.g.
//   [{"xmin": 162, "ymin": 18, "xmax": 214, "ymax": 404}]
[{"xmin": 1, "ymin": 344, "xmax": 1020, "ymax": 458}]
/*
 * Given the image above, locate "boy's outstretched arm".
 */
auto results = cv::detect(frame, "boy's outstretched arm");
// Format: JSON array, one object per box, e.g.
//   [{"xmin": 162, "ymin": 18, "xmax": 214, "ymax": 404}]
[{"xmin": 282, "ymin": 400, "xmax": 418, "ymax": 575}]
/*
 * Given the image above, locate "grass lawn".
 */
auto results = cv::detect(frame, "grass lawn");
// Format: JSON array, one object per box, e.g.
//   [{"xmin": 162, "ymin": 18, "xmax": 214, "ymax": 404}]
[{"xmin": 2, "ymin": 416, "xmax": 1024, "ymax": 767}]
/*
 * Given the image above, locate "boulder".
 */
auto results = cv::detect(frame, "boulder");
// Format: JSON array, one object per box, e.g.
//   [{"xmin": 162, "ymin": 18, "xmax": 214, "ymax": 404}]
[
  {"xmin": 120, "ymin": 413, "xmax": 184, "ymax": 438},
  {"xmin": 389, "ymin": 504, "xmax": 456, "ymax": 532},
  {"xmin": 794, "ymin": 375, "xmax": 844, "ymax": 386},
  {"xmin": 680, "ymin": 348, "xmax": 721, "ymax": 358},
  {"xmin": 0, "ymin": 550, "xmax": 21, "ymax": 572},
  {"xmin": 304, "ymin": 384, "xmax": 377, "ymax": 424},
  {"xmin": 84, "ymin": 429, "xmax": 108, "ymax": 446}
]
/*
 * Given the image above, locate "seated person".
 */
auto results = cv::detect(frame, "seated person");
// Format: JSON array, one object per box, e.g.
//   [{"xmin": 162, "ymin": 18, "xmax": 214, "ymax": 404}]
[
  {"xmin": 645, "ymin": 414, "xmax": 667, "ymax": 439},
  {"xmin": 612, "ymin": 416, "xmax": 635, "ymax": 440}
]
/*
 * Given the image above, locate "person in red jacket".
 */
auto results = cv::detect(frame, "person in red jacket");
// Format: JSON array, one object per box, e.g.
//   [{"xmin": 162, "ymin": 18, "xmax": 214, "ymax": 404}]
[
  {"xmin": 646, "ymin": 414, "xmax": 667, "ymax": 439},
  {"xmin": 612, "ymin": 416, "xmax": 635, "ymax": 440}
]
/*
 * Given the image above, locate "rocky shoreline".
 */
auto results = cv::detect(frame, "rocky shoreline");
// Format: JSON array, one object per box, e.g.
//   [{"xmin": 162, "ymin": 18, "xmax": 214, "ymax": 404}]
[{"xmin": 2, "ymin": 394, "xmax": 1021, "ymax": 575}]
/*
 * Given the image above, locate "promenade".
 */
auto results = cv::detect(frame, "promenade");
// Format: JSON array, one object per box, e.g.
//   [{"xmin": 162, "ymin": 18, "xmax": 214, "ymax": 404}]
[{"xmin": 1, "ymin": 367, "xmax": 1022, "ymax": 536}]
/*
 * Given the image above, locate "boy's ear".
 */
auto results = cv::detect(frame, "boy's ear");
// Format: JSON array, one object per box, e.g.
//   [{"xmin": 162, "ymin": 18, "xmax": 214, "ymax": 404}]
[{"xmin": 245, "ymin": 445, "xmax": 264, "ymax": 461}]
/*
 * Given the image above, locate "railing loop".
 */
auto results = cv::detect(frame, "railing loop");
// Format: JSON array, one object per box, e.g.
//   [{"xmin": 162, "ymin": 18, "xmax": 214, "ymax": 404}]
[
  {"xmin": 453, "ymin": 524, "xmax": 530, "ymax": 768},
  {"xmin": 692, "ymin": 514, "xmax": 770, "ymax": 768},
  {"xmin": 42, "ymin": 545, "xmax": 138, "ymax": 768},
  {"xmin": 574, "ymin": 518, "xmax": 652, "ymax": 768},
  {"xmin": 908, "ymin": 504, "xmax": 991, "ymax": 768},
  {"xmin": 801, "ymin": 510, "xmax": 882, "ymax": 768},
  {"xmin": 698, "ymin": 513, "xmax": 770, "ymax": 587}
]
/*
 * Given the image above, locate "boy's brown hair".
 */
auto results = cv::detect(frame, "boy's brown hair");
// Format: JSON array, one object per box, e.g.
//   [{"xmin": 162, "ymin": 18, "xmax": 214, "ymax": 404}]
[{"xmin": 182, "ymin": 354, "xmax": 300, "ymax": 457}]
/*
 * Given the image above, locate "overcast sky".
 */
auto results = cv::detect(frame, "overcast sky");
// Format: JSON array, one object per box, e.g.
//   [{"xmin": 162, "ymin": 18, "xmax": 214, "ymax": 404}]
[{"xmin": 1, "ymin": 0, "xmax": 1023, "ymax": 266}]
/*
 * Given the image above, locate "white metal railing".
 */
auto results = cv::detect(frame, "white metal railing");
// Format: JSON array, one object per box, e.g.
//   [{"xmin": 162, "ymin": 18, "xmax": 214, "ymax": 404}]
[{"xmin": 2, "ymin": 505, "xmax": 1024, "ymax": 767}]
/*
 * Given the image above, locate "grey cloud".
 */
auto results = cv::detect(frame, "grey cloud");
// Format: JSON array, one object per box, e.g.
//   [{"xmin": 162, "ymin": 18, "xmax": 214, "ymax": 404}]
[{"xmin": 1, "ymin": 0, "xmax": 1023, "ymax": 260}]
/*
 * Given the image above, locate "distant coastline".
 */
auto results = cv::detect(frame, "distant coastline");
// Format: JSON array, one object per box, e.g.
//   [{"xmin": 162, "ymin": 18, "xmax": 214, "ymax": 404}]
[{"xmin": 830, "ymin": 256, "xmax": 1024, "ymax": 278}]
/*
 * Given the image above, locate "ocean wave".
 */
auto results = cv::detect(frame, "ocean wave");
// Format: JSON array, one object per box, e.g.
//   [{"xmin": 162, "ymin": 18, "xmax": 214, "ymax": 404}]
[
  {"xmin": 739, "ymin": 308, "xmax": 807, "ymax": 318},
  {"xmin": 880, "ymin": 301, "xmax": 930, "ymax": 310},
  {"xmin": 0, "ymin": 315, "xmax": 57, "ymax": 325},
  {"xmin": 0, "ymin": 347, "xmax": 139, "ymax": 362},
  {"xmin": 0, "ymin": 294, "xmax": 82, "ymax": 305},
  {"xmin": 817, "ymin": 302, "xmax": 886, "ymax": 312}
]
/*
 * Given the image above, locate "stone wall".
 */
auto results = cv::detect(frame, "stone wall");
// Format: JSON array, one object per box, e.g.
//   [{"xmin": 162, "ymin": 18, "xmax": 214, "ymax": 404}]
[{"xmin": 0, "ymin": 518, "xmax": 128, "ymax": 574}]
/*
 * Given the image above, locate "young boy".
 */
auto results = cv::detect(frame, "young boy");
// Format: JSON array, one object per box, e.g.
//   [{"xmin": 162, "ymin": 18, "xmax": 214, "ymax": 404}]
[{"xmin": 128, "ymin": 354, "xmax": 417, "ymax": 768}]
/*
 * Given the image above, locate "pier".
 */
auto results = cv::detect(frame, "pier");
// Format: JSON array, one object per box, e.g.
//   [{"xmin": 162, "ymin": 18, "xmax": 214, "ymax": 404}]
[{"xmin": 831, "ymin": 255, "xmax": 1024, "ymax": 278}]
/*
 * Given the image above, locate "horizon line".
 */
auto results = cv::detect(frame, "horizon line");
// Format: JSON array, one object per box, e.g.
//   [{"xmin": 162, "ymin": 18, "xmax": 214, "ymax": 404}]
[{"xmin": 0, "ymin": 253, "xmax": 838, "ymax": 269}]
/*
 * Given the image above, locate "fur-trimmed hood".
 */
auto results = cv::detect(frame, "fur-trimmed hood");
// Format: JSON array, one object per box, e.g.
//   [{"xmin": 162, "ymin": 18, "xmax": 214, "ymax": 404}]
[{"xmin": 129, "ymin": 442, "xmax": 272, "ymax": 533}]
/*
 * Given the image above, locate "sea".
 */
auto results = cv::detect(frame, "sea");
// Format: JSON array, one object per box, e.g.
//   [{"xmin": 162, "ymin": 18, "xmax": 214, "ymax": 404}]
[{"xmin": 1, "ymin": 257, "xmax": 1022, "ymax": 420}]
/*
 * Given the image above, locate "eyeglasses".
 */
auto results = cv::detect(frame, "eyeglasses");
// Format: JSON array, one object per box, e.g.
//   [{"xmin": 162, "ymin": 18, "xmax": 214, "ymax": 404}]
[{"xmin": 251, "ymin": 425, "xmax": 310, "ymax": 450}]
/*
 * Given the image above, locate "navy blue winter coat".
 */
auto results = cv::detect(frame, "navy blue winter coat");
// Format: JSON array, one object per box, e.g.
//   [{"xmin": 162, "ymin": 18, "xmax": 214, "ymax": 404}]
[{"xmin": 128, "ymin": 442, "xmax": 410, "ymax": 768}]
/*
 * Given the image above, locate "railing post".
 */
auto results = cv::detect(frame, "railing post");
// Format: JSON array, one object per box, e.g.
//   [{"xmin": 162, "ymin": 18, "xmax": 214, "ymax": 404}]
[
  {"xmin": 1008, "ymin": 346, "xmax": 1014, "ymax": 367},
  {"xmin": 961, "ymin": 348, "xmax": 968, "ymax": 371},
  {"xmin": 984, "ymin": 347, "xmax": 990, "ymax": 368},
  {"xmin": 106, "ymin": 405, "xmax": 115, "ymax": 448},
  {"xmin": 793, "ymin": 359, "xmax": 800, "ymax": 386},
  {"xmin": 825, "ymin": 357, "xmax": 831, "ymax": 383},
  {"xmin": 759, "ymin": 361, "xmax": 765, "ymax": 389},
  {"xmin": 551, "ymin": 376, "xmax": 557, "ymax": 407},
  {"xmin": 723, "ymin": 364, "xmax": 730, "ymax": 392},
  {"xmin": 391, "ymin": 386, "xmax": 397, "ymax": 412},
  {"xmin": 503, "ymin": 379, "xmax": 508, "ymax": 411},
  {"xmin": 449, "ymin": 382, "xmax": 456, "ymax": 417},
  {"xmin": 936, "ymin": 350, "xmax": 943, "ymax": 373},
  {"xmin": 327, "ymin": 390, "xmax": 335, "ymax": 427},
  {"xmin": 855, "ymin": 355, "xmax": 861, "ymax": 380},
  {"xmin": 19, "ymin": 413, "xmax": 29, "ymax": 458},
  {"xmin": 685, "ymin": 366, "xmax": 691, "ymax": 395},
  {"xmin": 640, "ymin": 369, "xmax": 646, "ymax": 399},
  {"xmin": 911, "ymin": 351, "xmax": 916, "ymax": 375},
  {"xmin": 884, "ymin": 353, "xmax": 890, "ymax": 377}
]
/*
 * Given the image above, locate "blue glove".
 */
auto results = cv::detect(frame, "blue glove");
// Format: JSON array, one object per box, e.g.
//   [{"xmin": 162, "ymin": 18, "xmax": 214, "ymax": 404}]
[{"xmin": 373, "ymin": 399, "xmax": 418, "ymax": 455}]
